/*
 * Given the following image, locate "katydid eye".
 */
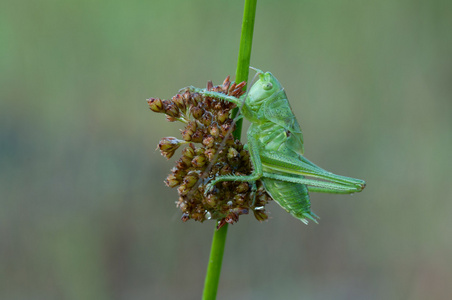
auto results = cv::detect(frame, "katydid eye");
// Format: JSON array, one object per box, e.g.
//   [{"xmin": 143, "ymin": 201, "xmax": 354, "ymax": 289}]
[{"xmin": 263, "ymin": 82, "xmax": 273, "ymax": 90}]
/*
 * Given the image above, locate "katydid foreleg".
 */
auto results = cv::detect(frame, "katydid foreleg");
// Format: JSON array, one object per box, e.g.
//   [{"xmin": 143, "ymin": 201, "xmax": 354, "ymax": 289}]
[{"xmin": 186, "ymin": 87, "xmax": 244, "ymax": 106}]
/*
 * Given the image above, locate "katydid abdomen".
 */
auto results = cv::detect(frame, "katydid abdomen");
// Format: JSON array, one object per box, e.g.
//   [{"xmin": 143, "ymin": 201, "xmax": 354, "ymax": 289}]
[
  {"xmin": 254, "ymin": 120, "xmax": 319, "ymax": 223},
  {"xmin": 261, "ymin": 176, "xmax": 317, "ymax": 224}
]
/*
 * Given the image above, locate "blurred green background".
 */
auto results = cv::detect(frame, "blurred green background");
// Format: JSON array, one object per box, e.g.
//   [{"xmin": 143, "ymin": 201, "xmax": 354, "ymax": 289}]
[{"xmin": 1, "ymin": 0, "xmax": 451, "ymax": 299}]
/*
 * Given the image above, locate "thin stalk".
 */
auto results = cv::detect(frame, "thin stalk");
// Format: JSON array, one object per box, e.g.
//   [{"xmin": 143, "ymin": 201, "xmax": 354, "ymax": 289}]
[
  {"xmin": 202, "ymin": 0, "xmax": 257, "ymax": 299},
  {"xmin": 202, "ymin": 224, "xmax": 229, "ymax": 300},
  {"xmin": 232, "ymin": 0, "xmax": 257, "ymax": 140}
]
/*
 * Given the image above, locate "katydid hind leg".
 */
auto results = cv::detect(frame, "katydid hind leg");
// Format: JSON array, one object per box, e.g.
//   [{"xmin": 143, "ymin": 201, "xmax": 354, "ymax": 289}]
[
  {"xmin": 260, "ymin": 150, "xmax": 366, "ymax": 191},
  {"xmin": 262, "ymin": 171, "xmax": 363, "ymax": 194}
]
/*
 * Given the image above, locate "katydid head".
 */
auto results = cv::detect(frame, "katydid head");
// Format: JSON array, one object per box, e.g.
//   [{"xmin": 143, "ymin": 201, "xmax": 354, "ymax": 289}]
[{"xmin": 246, "ymin": 69, "xmax": 284, "ymax": 108}]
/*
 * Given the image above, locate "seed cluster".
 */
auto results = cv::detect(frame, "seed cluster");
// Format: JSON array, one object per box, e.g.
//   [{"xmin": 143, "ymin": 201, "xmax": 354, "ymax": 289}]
[{"xmin": 147, "ymin": 76, "xmax": 272, "ymax": 228}]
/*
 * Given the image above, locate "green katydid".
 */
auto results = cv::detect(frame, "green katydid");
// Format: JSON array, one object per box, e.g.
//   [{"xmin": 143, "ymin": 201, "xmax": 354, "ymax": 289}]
[{"xmin": 187, "ymin": 68, "xmax": 366, "ymax": 224}]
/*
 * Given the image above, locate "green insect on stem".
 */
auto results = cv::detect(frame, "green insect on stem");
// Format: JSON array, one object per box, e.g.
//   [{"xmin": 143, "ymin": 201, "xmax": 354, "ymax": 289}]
[{"xmin": 188, "ymin": 68, "xmax": 366, "ymax": 224}]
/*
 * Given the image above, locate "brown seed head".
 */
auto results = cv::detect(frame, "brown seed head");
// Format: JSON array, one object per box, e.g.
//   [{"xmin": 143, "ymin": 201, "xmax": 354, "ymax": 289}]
[{"xmin": 148, "ymin": 75, "xmax": 273, "ymax": 226}]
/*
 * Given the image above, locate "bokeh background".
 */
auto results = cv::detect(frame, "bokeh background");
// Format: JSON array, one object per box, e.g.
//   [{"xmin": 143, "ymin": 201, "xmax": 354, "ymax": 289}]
[{"xmin": 1, "ymin": 0, "xmax": 451, "ymax": 299}]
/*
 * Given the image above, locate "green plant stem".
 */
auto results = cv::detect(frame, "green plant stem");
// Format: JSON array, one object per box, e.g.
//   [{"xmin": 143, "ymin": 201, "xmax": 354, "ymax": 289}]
[
  {"xmin": 235, "ymin": 0, "xmax": 257, "ymax": 82},
  {"xmin": 202, "ymin": 224, "xmax": 229, "ymax": 300},
  {"xmin": 232, "ymin": 0, "xmax": 257, "ymax": 140},
  {"xmin": 202, "ymin": 1, "xmax": 257, "ymax": 299}
]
